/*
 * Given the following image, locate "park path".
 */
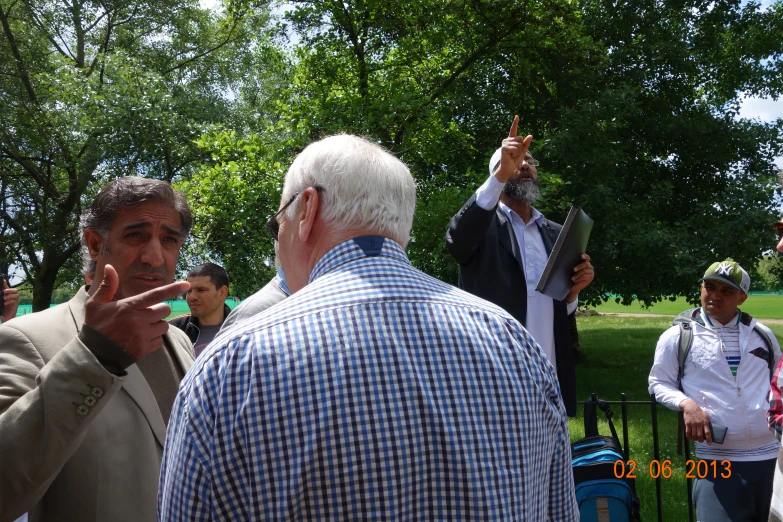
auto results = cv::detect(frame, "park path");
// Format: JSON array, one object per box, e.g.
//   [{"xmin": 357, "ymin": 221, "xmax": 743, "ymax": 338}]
[{"xmin": 606, "ymin": 312, "xmax": 783, "ymax": 325}]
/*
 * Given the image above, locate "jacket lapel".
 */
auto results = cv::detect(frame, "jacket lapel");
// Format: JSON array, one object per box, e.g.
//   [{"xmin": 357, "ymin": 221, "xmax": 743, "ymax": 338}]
[
  {"xmin": 166, "ymin": 333, "xmax": 195, "ymax": 376},
  {"xmin": 69, "ymin": 286, "xmax": 168, "ymax": 447},
  {"xmin": 67, "ymin": 286, "xmax": 89, "ymax": 331},
  {"xmin": 121, "ymin": 365, "xmax": 168, "ymax": 446},
  {"xmin": 496, "ymin": 208, "xmax": 525, "ymax": 272}
]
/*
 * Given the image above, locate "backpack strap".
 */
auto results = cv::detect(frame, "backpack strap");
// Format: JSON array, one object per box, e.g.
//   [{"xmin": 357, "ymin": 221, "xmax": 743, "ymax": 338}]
[
  {"xmin": 740, "ymin": 311, "xmax": 776, "ymax": 382},
  {"xmin": 752, "ymin": 324, "xmax": 776, "ymax": 383},
  {"xmin": 672, "ymin": 308, "xmax": 701, "ymax": 391},
  {"xmin": 677, "ymin": 322, "xmax": 694, "ymax": 392},
  {"xmin": 675, "ymin": 313, "xmax": 697, "ymax": 456},
  {"xmin": 588, "ymin": 393, "xmax": 621, "ymax": 442},
  {"xmin": 598, "ymin": 401, "xmax": 621, "ymax": 443}
]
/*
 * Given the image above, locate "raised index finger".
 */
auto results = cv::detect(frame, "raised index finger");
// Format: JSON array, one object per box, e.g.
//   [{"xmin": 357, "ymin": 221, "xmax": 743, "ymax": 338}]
[
  {"xmin": 508, "ymin": 115, "xmax": 519, "ymax": 138},
  {"xmin": 125, "ymin": 281, "xmax": 191, "ymax": 310}
]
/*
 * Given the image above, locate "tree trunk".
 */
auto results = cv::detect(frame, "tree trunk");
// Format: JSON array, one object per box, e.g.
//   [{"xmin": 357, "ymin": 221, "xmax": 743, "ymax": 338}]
[
  {"xmin": 31, "ymin": 245, "xmax": 76, "ymax": 312},
  {"xmin": 32, "ymin": 273, "xmax": 56, "ymax": 312}
]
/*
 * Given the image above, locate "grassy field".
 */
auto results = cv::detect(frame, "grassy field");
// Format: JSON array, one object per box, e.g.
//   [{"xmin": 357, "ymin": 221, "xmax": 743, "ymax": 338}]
[
  {"xmin": 574, "ymin": 315, "xmax": 783, "ymax": 521},
  {"xmin": 18, "ymin": 292, "xmax": 783, "ymax": 321},
  {"xmin": 593, "ymin": 293, "xmax": 783, "ymax": 320}
]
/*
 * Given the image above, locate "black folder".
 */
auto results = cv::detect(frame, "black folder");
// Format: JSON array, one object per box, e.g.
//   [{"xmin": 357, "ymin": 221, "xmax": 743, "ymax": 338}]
[{"xmin": 535, "ymin": 206, "xmax": 593, "ymax": 301}]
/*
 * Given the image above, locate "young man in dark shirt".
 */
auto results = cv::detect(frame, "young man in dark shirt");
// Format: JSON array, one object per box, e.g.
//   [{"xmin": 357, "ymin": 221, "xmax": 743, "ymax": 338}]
[{"xmin": 170, "ymin": 262, "xmax": 230, "ymax": 357}]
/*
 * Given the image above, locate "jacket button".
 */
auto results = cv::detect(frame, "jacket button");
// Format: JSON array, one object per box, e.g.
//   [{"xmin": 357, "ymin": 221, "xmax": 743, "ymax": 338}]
[
  {"xmin": 91, "ymin": 387, "xmax": 104, "ymax": 398},
  {"xmin": 77, "ymin": 405, "xmax": 90, "ymax": 416},
  {"xmin": 84, "ymin": 396, "xmax": 97, "ymax": 407}
]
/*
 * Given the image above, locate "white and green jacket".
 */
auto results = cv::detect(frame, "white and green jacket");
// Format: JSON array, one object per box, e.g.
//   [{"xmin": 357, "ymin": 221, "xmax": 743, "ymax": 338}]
[{"xmin": 648, "ymin": 310, "xmax": 781, "ymax": 461}]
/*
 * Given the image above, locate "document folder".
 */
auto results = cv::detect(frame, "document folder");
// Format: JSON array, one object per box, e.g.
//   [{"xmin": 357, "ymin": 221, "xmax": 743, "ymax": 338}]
[{"xmin": 535, "ymin": 206, "xmax": 593, "ymax": 301}]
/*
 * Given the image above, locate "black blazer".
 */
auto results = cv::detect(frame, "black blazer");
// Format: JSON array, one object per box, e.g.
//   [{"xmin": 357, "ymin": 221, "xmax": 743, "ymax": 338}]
[{"xmin": 445, "ymin": 194, "xmax": 577, "ymax": 416}]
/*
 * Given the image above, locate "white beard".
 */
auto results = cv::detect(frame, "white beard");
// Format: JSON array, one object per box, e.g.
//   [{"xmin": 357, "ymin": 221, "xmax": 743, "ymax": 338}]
[{"xmin": 503, "ymin": 178, "xmax": 541, "ymax": 205}]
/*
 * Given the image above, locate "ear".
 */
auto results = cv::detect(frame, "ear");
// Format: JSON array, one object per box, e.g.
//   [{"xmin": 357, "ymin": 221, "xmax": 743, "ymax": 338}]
[
  {"xmin": 83, "ymin": 229, "xmax": 105, "ymax": 260},
  {"xmin": 84, "ymin": 229, "xmax": 106, "ymax": 296},
  {"xmin": 219, "ymin": 285, "xmax": 229, "ymax": 299},
  {"xmin": 296, "ymin": 187, "xmax": 322, "ymax": 242},
  {"xmin": 738, "ymin": 293, "xmax": 748, "ymax": 306}
]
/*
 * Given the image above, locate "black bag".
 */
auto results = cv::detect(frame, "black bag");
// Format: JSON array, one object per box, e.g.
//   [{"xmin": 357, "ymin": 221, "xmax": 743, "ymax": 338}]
[{"xmin": 572, "ymin": 395, "xmax": 641, "ymax": 522}]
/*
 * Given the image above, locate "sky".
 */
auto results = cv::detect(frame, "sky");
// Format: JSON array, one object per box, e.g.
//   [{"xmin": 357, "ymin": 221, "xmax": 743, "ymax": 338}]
[{"xmin": 739, "ymin": 96, "xmax": 783, "ymax": 170}]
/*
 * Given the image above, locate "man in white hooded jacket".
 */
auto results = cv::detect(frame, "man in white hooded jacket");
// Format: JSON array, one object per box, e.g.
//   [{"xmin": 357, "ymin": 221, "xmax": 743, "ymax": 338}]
[{"xmin": 649, "ymin": 259, "xmax": 780, "ymax": 522}]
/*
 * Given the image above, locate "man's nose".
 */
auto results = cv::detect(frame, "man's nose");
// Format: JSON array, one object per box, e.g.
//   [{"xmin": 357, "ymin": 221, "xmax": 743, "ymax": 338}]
[{"xmin": 139, "ymin": 239, "xmax": 164, "ymax": 267}]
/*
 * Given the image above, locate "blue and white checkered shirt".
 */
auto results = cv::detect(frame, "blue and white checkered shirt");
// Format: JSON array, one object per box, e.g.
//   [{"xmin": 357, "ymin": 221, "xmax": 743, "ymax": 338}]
[{"xmin": 158, "ymin": 236, "xmax": 577, "ymax": 521}]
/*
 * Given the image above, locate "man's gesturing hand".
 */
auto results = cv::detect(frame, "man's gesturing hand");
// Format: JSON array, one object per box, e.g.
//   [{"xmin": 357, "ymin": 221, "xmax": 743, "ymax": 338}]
[
  {"xmin": 493, "ymin": 115, "xmax": 533, "ymax": 184},
  {"xmin": 84, "ymin": 264, "xmax": 190, "ymax": 360}
]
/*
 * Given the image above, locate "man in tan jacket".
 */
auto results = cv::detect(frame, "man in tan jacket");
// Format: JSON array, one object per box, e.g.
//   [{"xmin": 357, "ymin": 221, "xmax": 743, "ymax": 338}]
[{"xmin": 0, "ymin": 177, "xmax": 195, "ymax": 522}]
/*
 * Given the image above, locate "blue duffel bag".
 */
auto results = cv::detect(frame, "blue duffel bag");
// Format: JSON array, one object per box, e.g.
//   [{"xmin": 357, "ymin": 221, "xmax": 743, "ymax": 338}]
[{"xmin": 572, "ymin": 395, "xmax": 641, "ymax": 522}]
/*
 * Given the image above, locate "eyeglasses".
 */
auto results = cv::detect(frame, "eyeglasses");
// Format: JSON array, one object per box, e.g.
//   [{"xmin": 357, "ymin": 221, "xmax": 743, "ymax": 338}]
[
  {"xmin": 266, "ymin": 186, "xmax": 324, "ymax": 241},
  {"xmin": 775, "ymin": 222, "xmax": 783, "ymax": 240},
  {"xmin": 520, "ymin": 157, "xmax": 540, "ymax": 168}
]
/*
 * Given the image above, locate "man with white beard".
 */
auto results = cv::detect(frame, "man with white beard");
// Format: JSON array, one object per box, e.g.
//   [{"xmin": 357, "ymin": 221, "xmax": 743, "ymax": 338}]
[{"xmin": 446, "ymin": 115, "xmax": 594, "ymax": 417}]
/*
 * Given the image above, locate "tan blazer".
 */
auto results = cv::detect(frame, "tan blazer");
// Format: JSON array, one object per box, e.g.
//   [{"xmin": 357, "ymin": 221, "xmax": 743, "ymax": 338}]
[{"xmin": 0, "ymin": 288, "xmax": 194, "ymax": 522}]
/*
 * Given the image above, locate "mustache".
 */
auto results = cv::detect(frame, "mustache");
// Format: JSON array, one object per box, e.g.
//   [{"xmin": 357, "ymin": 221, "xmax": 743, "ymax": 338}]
[{"xmin": 126, "ymin": 263, "xmax": 171, "ymax": 280}]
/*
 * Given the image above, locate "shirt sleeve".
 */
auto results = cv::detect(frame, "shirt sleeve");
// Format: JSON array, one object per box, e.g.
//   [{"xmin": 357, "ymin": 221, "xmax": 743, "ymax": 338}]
[
  {"xmin": 79, "ymin": 324, "xmax": 136, "ymax": 375},
  {"xmin": 0, "ymin": 325, "xmax": 123, "ymax": 521},
  {"xmin": 769, "ymin": 356, "xmax": 783, "ymax": 441},
  {"xmin": 158, "ymin": 377, "xmax": 214, "ymax": 521},
  {"xmin": 548, "ymin": 403, "xmax": 579, "ymax": 520},
  {"xmin": 566, "ymin": 297, "xmax": 578, "ymax": 315},
  {"xmin": 474, "ymin": 175, "xmax": 505, "ymax": 211},
  {"xmin": 648, "ymin": 326, "xmax": 690, "ymax": 411}
]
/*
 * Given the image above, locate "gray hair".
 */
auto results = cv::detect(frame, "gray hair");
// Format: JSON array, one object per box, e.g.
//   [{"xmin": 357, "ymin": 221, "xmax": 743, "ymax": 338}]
[
  {"xmin": 80, "ymin": 176, "xmax": 193, "ymax": 275},
  {"xmin": 282, "ymin": 134, "xmax": 417, "ymax": 247}
]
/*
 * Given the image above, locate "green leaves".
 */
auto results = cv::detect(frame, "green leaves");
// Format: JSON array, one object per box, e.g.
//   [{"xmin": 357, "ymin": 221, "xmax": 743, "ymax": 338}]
[
  {"xmin": 0, "ymin": 0, "xmax": 273, "ymax": 309},
  {"xmin": 176, "ymin": 129, "xmax": 285, "ymax": 297}
]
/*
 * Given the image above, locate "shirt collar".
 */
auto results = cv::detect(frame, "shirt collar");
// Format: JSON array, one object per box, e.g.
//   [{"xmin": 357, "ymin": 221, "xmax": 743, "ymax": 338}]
[
  {"xmin": 701, "ymin": 309, "xmax": 741, "ymax": 329},
  {"xmin": 276, "ymin": 267, "xmax": 291, "ymax": 297},
  {"xmin": 308, "ymin": 235, "xmax": 410, "ymax": 284},
  {"xmin": 498, "ymin": 201, "xmax": 544, "ymax": 226}
]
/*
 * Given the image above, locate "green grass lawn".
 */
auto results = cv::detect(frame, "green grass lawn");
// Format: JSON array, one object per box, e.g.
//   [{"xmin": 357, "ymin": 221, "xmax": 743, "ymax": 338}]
[
  {"xmin": 575, "ymin": 315, "xmax": 783, "ymax": 521},
  {"xmin": 593, "ymin": 293, "xmax": 783, "ymax": 320}
]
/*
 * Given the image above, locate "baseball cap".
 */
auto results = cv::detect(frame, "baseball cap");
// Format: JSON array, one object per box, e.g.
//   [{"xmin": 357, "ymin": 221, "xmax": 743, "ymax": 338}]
[{"xmin": 702, "ymin": 259, "xmax": 750, "ymax": 294}]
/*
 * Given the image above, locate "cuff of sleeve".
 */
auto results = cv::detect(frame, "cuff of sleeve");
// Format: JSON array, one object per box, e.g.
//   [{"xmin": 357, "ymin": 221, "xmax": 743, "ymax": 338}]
[
  {"xmin": 675, "ymin": 394, "xmax": 692, "ymax": 409},
  {"xmin": 79, "ymin": 325, "xmax": 136, "ymax": 375},
  {"xmin": 566, "ymin": 298, "xmax": 578, "ymax": 315},
  {"xmin": 475, "ymin": 175, "xmax": 505, "ymax": 211}
]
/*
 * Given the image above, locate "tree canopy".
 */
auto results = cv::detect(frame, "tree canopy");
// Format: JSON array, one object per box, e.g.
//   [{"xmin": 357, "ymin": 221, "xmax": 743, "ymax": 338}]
[{"xmin": 0, "ymin": 0, "xmax": 271, "ymax": 309}]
